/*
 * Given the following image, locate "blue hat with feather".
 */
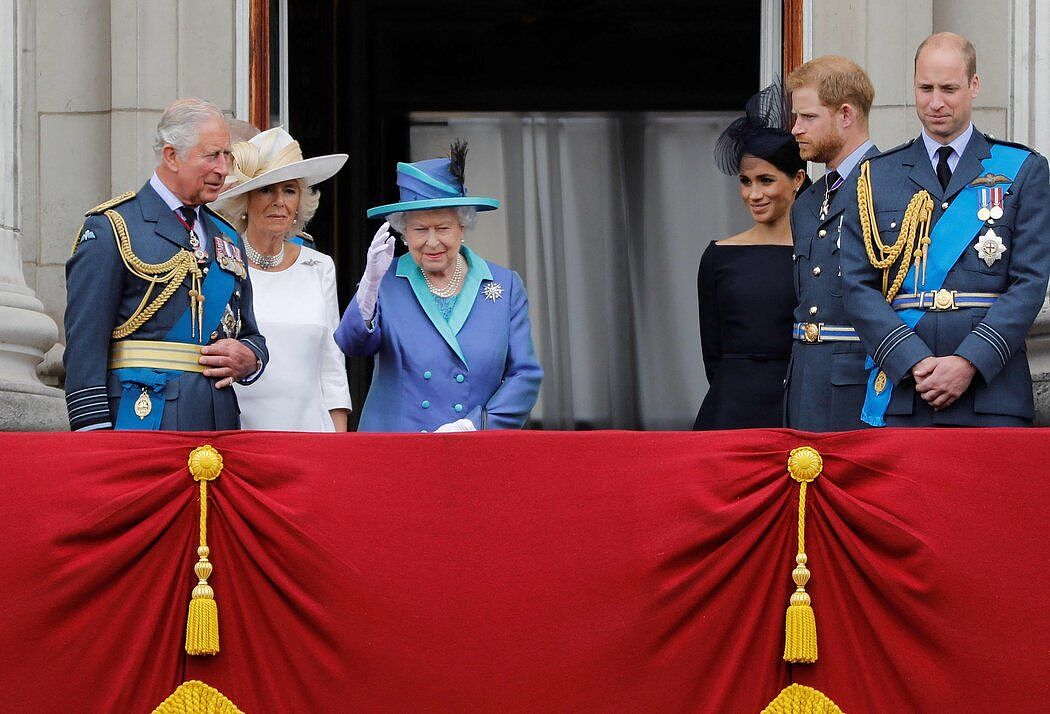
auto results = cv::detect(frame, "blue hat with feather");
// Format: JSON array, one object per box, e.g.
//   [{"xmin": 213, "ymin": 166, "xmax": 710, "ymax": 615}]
[{"xmin": 366, "ymin": 141, "xmax": 500, "ymax": 218}]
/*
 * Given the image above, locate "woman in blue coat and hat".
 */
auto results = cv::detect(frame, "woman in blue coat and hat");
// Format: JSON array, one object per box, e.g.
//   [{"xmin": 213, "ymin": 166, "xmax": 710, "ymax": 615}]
[{"xmin": 336, "ymin": 142, "xmax": 542, "ymax": 432}]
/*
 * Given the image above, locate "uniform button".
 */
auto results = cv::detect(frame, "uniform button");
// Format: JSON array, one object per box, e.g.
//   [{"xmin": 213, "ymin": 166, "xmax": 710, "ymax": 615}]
[
  {"xmin": 809, "ymin": 306, "xmax": 818, "ymax": 315},
  {"xmin": 455, "ymin": 374, "xmax": 465, "ymax": 383},
  {"xmin": 203, "ymin": 267, "xmax": 210, "ymax": 275},
  {"xmin": 941, "ymin": 201, "xmax": 949, "ymax": 210},
  {"xmin": 812, "ymin": 266, "xmax": 822, "ymax": 276},
  {"xmin": 234, "ymin": 289, "xmax": 240, "ymax": 298},
  {"xmin": 420, "ymin": 429, "xmax": 428, "ymax": 433},
  {"xmin": 454, "ymin": 403, "xmax": 463, "ymax": 413},
  {"xmin": 889, "ymin": 222, "xmax": 897, "ymax": 229},
  {"xmin": 423, "ymin": 370, "xmax": 432, "ymax": 379},
  {"xmin": 421, "ymin": 400, "xmax": 430, "ymax": 409},
  {"xmin": 818, "ymin": 229, "xmax": 827, "ymax": 237},
  {"xmin": 210, "ymin": 331, "xmax": 219, "ymax": 340}
]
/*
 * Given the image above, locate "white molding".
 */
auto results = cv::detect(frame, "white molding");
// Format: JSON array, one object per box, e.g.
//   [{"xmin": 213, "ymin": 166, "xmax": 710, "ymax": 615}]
[
  {"xmin": 1032, "ymin": 0, "xmax": 1050, "ymax": 155},
  {"xmin": 760, "ymin": 0, "xmax": 782, "ymax": 86},
  {"xmin": 235, "ymin": 0, "xmax": 250, "ymax": 119},
  {"xmin": 1010, "ymin": 0, "xmax": 1030, "ymax": 145},
  {"xmin": 802, "ymin": 0, "xmax": 813, "ymax": 62},
  {"xmin": 279, "ymin": 0, "xmax": 289, "ymax": 130}
]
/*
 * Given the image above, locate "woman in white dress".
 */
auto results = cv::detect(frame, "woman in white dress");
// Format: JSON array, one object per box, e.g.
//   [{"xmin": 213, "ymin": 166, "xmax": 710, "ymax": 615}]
[{"xmin": 212, "ymin": 127, "xmax": 351, "ymax": 431}]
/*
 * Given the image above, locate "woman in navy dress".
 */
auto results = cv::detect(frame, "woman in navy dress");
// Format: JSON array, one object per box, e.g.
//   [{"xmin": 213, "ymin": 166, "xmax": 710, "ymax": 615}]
[{"xmin": 694, "ymin": 83, "xmax": 810, "ymax": 429}]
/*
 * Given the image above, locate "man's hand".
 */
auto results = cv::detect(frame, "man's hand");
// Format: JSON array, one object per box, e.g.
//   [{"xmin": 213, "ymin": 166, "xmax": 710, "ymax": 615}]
[
  {"xmin": 199, "ymin": 338, "xmax": 259, "ymax": 389},
  {"xmin": 914, "ymin": 355, "xmax": 976, "ymax": 410}
]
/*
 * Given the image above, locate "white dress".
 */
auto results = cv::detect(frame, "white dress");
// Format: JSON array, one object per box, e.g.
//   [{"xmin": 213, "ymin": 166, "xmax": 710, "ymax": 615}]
[{"xmin": 234, "ymin": 244, "xmax": 351, "ymax": 431}]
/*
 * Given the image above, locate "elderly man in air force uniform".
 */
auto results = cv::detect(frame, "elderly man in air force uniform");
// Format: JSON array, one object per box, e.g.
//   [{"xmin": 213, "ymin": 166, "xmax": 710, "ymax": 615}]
[
  {"xmin": 63, "ymin": 98, "xmax": 268, "ymax": 431},
  {"xmin": 841, "ymin": 33, "xmax": 1050, "ymax": 426}
]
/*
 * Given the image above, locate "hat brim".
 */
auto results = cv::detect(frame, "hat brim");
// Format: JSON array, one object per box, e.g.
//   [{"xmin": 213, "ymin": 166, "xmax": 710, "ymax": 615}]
[
  {"xmin": 213, "ymin": 154, "xmax": 349, "ymax": 203},
  {"xmin": 366, "ymin": 196, "xmax": 500, "ymax": 218}
]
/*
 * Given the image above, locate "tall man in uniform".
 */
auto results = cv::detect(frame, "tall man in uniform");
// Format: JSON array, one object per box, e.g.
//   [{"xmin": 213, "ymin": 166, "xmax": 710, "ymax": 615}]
[
  {"xmin": 64, "ymin": 98, "xmax": 268, "ymax": 431},
  {"xmin": 841, "ymin": 33, "xmax": 1050, "ymax": 426},
  {"xmin": 784, "ymin": 56, "xmax": 879, "ymax": 431}
]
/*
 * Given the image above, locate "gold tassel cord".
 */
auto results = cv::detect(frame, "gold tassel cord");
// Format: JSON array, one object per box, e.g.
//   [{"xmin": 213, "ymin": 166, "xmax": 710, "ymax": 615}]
[
  {"xmin": 857, "ymin": 160, "xmax": 934, "ymax": 301},
  {"xmin": 784, "ymin": 446, "xmax": 822, "ymax": 664},
  {"xmin": 185, "ymin": 445, "xmax": 223, "ymax": 656}
]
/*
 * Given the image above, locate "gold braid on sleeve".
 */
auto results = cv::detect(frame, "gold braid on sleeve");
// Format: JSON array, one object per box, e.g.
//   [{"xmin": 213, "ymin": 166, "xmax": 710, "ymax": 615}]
[
  {"xmin": 105, "ymin": 209, "xmax": 204, "ymax": 340},
  {"xmin": 857, "ymin": 160, "xmax": 934, "ymax": 302}
]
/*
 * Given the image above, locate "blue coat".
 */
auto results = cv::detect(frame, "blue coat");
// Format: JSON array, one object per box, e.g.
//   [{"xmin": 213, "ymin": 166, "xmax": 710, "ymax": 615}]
[
  {"xmin": 63, "ymin": 181, "xmax": 268, "ymax": 431},
  {"xmin": 840, "ymin": 131, "xmax": 1050, "ymax": 425},
  {"xmin": 785, "ymin": 145, "xmax": 881, "ymax": 431},
  {"xmin": 335, "ymin": 247, "xmax": 542, "ymax": 432}
]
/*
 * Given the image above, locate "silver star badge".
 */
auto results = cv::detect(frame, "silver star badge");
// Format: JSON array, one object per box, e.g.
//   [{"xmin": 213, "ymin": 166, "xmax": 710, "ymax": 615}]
[
  {"xmin": 974, "ymin": 228, "xmax": 1007, "ymax": 267},
  {"xmin": 482, "ymin": 282, "xmax": 503, "ymax": 302}
]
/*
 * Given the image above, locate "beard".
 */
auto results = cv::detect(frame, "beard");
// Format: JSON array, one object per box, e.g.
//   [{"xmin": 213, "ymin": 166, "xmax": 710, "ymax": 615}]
[{"xmin": 801, "ymin": 127, "xmax": 845, "ymax": 165}]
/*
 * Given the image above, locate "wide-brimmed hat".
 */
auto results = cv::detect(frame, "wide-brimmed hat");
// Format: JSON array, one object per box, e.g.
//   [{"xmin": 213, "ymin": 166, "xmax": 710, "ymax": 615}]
[
  {"xmin": 366, "ymin": 142, "xmax": 499, "ymax": 218},
  {"xmin": 215, "ymin": 127, "xmax": 348, "ymax": 201}
]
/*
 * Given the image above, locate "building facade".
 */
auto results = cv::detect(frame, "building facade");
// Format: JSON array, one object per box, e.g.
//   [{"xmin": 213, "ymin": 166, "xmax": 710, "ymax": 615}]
[{"xmin": 2, "ymin": 0, "xmax": 1049, "ymax": 428}]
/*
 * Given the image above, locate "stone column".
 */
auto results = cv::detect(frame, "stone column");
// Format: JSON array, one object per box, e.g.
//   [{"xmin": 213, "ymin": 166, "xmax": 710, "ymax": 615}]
[{"xmin": 0, "ymin": 0, "xmax": 66, "ymax": 430}]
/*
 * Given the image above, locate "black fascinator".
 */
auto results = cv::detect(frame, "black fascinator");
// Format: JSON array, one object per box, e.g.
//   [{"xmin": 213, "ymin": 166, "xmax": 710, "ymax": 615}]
[{"xmin": 714, "ymin": 79, "xmax": 806, "ymax": 179}]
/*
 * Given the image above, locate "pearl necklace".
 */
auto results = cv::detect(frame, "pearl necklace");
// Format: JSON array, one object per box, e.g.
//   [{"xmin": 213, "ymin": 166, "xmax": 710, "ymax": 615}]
[
  {"xmin": 244, "ymin": 237, "xmax": 286, "ymax": 270},
  {"xmin": 422, "ymin": 254, "xmax": 465, "ymax": 297}
]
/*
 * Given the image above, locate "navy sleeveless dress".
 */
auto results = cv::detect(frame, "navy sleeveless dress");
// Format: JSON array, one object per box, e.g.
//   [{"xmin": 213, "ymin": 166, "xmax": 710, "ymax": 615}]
[{"xmin": 693, "ymin": 242, "xmax": 794, "ymax": 429}]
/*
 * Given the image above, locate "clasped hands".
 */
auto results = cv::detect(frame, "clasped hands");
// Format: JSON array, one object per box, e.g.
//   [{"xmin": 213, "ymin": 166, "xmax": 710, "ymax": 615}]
[
  {"xmin": 199, "ymin": 339, "xmax": 259, "ymax": 389},
  {"xmin": 911, "ymin": 355, "xmax": 976, "ymax": 410}
]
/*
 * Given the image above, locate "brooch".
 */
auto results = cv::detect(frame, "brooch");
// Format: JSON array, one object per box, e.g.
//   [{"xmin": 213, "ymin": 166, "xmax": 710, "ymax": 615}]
[
  {"xmin": 974, "ymin": 228, "xmax": 1007, "ymax": 267},
  {"xmin": 482, "ymin": 282, "xmax": 504, "ymax": 302},
  {"xmin": 301, "ymin": 258, "xmax": 321, "ymax": 266}
]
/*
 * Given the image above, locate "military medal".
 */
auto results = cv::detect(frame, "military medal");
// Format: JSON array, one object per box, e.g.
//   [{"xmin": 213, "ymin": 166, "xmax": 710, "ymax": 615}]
[
  {"xmin": 988, "ymin": 186, "xmax": 1004, "ymax": 220},
  {"xmin": 977, "ymin": 188, "xmax": 992, "ymax": 222},
  {"xmin": 974, "ymin": 227, "xmax": 1007, "ymax": 267},
  {"xmin": 214, "ymin": 236, "xmax": 247, "ymax": 278},
  {"xmin": 134, "ymin": 388, "xmax": 152, "ymax": 419}
]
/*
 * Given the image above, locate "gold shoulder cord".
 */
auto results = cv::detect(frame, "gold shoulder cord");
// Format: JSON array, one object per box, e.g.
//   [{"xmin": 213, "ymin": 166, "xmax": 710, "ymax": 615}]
[
  {"xmin": 106, "ymin": 209, "xmax": 204, "ymax": 340},
  {"xmin": 857, "ymin": 160, "xmax": 934, "ymax": 302}
]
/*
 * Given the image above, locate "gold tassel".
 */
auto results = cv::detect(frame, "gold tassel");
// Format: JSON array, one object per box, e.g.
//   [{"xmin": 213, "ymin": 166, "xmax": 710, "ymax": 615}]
[
  {"xmin": 784, "ymin": 446, "xmax": 822, "ymax": 663},
  {"xmin": 185, "ymin": 445, "xmax": 223, "ymax": 656},
  {"xmin": 761, "ymin": 683, "xmax": 844, "ymax": 714}
]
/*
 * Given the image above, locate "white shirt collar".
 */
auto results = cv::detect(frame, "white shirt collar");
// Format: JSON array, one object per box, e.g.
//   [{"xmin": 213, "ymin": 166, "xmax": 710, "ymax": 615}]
[
  {"xmin": 830, "ymin": 139, "xmax": 875, "ymax": 182},
  {"xmin": 921, "ymin": 123, "xmax": 974, "ymax": 167},
  {"xmin": 149, "ymin": 172, "xmax": 199, "ymax": 220}
]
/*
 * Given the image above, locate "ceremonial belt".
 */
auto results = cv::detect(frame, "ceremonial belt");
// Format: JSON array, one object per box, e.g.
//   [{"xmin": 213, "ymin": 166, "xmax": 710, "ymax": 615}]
[
  {"xmin": 109, "ymin": 339, "xmax": 205, "ymax": 373},
  {"xmin": 792, "ymin": 322, "xmax": 860, "ymax": 343},
  {"xmin": 890, "ymin": 290, "xmax": 999, "ymax": 311}
]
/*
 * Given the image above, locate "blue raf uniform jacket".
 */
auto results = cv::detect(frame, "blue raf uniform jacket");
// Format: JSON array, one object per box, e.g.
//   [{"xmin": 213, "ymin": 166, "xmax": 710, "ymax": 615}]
[
  {"xmin": 840, "ymin": 131, "xmax": 1050, "ymax": 425},
  {"xmin": 335, "ymin": 246, "xmax": 542, "ymax": 432},
  {"xmin": 63, "ymin": 181, "xmax": 268, "ymax": 431},
  {"xmin": 785, "ymin": 145, "xmax": 881, "ymax": 431}
]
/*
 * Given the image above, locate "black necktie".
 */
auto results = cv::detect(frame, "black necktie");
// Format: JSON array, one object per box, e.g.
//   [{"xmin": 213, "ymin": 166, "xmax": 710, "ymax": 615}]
[
  {"xmin": 178, "ymin": 205, "xmax": 198, "ymax": 228},
  {"xmin": 819, "ymin": 170, "xmax": 841, "ymax": 220},
  {"xmin": 936, "ymin": 146, "xmax": 953, "ymax": 191}
]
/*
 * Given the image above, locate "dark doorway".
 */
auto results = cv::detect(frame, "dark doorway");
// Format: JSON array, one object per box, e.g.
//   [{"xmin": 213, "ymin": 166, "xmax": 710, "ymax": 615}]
[{"xmin": 289, "ymin": 0, "xmax": 761, "ymax": 427}]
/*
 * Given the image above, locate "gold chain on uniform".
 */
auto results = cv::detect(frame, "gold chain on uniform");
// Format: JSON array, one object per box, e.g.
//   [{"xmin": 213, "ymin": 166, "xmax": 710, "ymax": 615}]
[
  {"xmin": 857, "ymin": 160, "xmax": 934, "ymax": 303},
  {"xmin": 105, "ymin": 209, "xmax": 204, "ymax": 340}
]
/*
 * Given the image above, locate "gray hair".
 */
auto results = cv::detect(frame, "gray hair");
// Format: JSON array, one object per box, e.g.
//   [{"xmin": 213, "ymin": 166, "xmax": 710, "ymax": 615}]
[
  {"xmin": 386, "ymin": 206, "xmax": 478, "ymax": 234},
  {"xmin": 153, "ymin": 98, "xmax": 226, "ymax": 162},
  {"xmin": 212, "ymin": 178, "xmax": 320, "ymax": 239}
]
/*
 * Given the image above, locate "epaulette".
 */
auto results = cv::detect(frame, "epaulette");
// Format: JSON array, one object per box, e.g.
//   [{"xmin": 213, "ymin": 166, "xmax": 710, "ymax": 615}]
[
  {"xmin": 84, "ymin": 191, "xmax": 135, "ymax": 216},
  {"xmin": 984, "ymin": 133, "xmax": 1037, "ymax": 154},
  {"xmin": 869, "ymin": 139, "xmax": 916, "ymax": 161}
]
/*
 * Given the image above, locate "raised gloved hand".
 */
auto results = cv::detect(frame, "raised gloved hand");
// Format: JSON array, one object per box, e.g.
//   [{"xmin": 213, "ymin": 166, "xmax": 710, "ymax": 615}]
[
  {"xmin": 434, "ymin": 418, "xmax": 477, "ymax": 433},
  {"xmin": 357, "ymin": 222, "xmax": 395, "ymax": 321}
]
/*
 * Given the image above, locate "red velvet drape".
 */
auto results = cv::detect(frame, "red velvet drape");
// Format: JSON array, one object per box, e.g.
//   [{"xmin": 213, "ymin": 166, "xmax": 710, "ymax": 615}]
[{"xmin": 0, "ymin": 429, "xmax": 1046, "ymax": 712}]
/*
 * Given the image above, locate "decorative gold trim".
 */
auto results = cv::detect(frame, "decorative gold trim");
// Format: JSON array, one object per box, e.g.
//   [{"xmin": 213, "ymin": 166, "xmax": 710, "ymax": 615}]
[
  {"xmin": 152, "ymin": 679, "xmax": 244, "ymax": 714},
  {"xmin": 185, "ymin": 445, "xmax": 223, "ymax": 656},
  {"xmin": 784, "ymin": 447, "xmax": 822, "ymax": 663},
  {"xmin": 109, "ymin": 340, "xmax": 206, "ymax": 373},
  {"xmin": 85, "ymin": 191, "xmax": 136, "ymax": 216},
  {"xmin": 761, "ymin": 684, "xmax": 844, "ymax": 714}
]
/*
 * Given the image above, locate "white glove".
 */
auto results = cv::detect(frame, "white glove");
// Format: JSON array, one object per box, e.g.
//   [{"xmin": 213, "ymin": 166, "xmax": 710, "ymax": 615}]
[
  {"xmin": 357, "ymin": 222, "xmax": 395, "ymax": 321},
  {"xmin": 434, "ymin": 418, "xmax": 476, "ymax": 433}
]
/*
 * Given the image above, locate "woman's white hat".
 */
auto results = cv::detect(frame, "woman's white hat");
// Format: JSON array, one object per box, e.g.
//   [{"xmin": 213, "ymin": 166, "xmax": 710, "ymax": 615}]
[{"xmin": 216, "ymin": 126, "xmax": 348, "ymax": 201}]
